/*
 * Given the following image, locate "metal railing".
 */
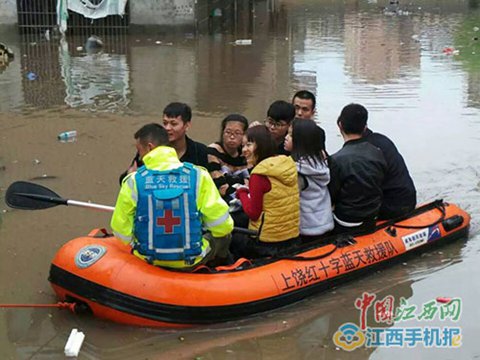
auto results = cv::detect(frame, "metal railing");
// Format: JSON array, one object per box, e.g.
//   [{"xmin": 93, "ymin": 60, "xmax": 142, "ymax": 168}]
[{"xmin": 17, "ymin": 0, "xmax": 129, "ymax": 35}]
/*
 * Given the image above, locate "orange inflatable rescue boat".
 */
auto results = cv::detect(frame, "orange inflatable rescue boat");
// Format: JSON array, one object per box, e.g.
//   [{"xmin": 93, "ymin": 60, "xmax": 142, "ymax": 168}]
[{"xmin": 48, "ymin": 200, "xmax": 470, "ymax": 327}]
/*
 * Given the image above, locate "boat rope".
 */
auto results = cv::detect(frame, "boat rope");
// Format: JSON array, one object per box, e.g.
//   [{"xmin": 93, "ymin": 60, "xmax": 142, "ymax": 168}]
[
  {"xmin": 199, "ymin": 200, "xmax": 450, "ymax": 270},
  {"xmin": 265, "ymin": 200, "xmax": 448, "ymax": 263},
  {"xmin": 0, "ymin": 302, "xmax": 77, "ymax": 312},
  {"xmin": 385, "ymin": 201, "xmax": 446, "ymax": 230}
]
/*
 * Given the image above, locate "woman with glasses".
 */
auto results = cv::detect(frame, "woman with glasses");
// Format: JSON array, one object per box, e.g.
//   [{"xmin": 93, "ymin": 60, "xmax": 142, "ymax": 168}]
[
  {"xmin": 231, "ymin": 125, "xmax": 300, "ymax": 259},
  {"xmin": 284, "ymin": 120, "xmax": 334, "ymax": 241},
  {"xmin": 207, "ymin": 114, "xmax": 250, "ymax": 202}
]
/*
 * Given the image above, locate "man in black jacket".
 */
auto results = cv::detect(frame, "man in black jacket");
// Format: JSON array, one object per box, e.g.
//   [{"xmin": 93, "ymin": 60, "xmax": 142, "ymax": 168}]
[
  {"xmin": 364, "ymin": 128, "xmax": 416, "ymax": 219},
  {"xmin": 119, "ymin": 102, "xmax": 209, "ymax": 184},
  {"xmin": 329, "ymin": 104, "xmax": 387, "ymax": 234}
]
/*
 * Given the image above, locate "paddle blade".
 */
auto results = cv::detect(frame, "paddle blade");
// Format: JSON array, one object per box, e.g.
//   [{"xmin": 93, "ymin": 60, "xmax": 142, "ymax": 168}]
[{"xmin": 5, "ymin": 181, "xmax": 66, "ymax": 210}]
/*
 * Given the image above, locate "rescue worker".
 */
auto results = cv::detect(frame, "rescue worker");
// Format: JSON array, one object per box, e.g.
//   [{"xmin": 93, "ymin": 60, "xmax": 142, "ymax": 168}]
[{"xmin": 111, "ymin": 123, "xmax": 234, "ymax": 270}]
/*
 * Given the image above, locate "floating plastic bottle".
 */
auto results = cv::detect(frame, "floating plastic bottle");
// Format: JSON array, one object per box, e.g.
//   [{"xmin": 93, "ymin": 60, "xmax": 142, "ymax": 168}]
[
  {"xmin": 58, "ymin": 130, "xmax": 77, "ymax": 142},
  {"xmin": 26, "ymin": 72, "xmax": 37, "ymax": 81},
  {"xmin": 234, "ymin": 39, "xmax": 252, "ymax": 45}
]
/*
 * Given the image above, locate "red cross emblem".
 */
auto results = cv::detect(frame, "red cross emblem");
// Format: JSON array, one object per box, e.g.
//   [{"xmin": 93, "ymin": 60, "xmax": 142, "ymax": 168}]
[{"xmin": 156, "ymin": 209, "xmax": 181, "ymax": 233}]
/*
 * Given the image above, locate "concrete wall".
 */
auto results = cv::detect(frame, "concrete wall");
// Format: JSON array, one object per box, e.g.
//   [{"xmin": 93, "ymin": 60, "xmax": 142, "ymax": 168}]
[
  {"xmin": 0, "ymin": 0, "xmax": 196, "ymax": 27},
  {"xmin": 0, "ymin": 0, "xmax": 17, "ymax": 25},
  {"xmin": 129, "ymin": 0, "xmax": 195, "ymax": 26}
]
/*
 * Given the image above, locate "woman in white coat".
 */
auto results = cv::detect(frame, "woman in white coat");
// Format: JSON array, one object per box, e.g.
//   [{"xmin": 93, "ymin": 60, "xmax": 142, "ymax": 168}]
[{"xmin": 284, "ymin": 119, "xmax": 334, "ymax": 240}]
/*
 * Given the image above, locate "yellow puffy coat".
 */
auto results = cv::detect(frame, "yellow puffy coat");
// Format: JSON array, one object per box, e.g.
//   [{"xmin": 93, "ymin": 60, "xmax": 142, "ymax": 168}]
[{"xmin": 249, "ymin": 156, "xmax": 299, "ymax": 242}]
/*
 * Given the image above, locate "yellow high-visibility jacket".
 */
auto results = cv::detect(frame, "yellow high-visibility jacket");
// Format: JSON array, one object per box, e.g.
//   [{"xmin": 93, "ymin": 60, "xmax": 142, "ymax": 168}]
[{"xmin": 111, "ymin": 146, "xmax": 233, "ymax": 268}]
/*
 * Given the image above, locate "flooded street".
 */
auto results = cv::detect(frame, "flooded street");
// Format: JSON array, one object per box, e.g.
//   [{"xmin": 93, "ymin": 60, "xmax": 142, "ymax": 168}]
[{"xmin": 1, "ymin": 0, "xmax": 480, "ymax": 358}]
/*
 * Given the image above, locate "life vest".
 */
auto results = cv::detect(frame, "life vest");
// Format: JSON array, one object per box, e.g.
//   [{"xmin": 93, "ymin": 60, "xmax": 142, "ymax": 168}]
[{"xmin": 133, "ymin": 163, "xmax": 202, "ymax": 263}]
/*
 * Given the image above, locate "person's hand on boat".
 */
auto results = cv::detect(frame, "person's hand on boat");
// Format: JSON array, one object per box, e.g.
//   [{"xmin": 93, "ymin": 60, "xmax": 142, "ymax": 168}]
[
  {"xmin": 228, "ymin": 197, "xmax": 242, "ymax": 212},
  {"xmin": 234, "ymin": 187, "xmax": 249, "ymax": 200},
  {"xmin": 233, "ymin": 183, "xmax": 249, "ymax": 193},
  {"xmin": 219, "ymin": 183, "xmax": 229, "ymax": 196}
]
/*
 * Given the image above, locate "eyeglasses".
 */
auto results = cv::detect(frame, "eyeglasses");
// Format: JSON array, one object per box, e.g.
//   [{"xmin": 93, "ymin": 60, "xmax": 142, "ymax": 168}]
[
  {"xmin": 224, "ymin": 130, "xmax": 244, "ymax": 137},
  {"xmin": 264, "ymin": 118, "xmax": 288, "ymax": 129}
]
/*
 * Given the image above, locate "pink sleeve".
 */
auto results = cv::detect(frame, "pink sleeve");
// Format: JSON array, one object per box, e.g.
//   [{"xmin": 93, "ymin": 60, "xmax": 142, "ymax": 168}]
[{"xmin": 236, "ymin": 174, "xmax": 271, "ymax": 221}]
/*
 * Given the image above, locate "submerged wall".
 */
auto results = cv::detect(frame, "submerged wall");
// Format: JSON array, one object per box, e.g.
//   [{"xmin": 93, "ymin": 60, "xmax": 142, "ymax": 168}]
[
  {"xmin": 129, "ymin": 0, "xmax": 195, "ymax": 26},
  {"xmin": 0, "ymin": 0, "xmax": 17, "ymax": 25},
  {"xmin": 0, "ymin": 0, "xmax": 195, "ymax": 27}
]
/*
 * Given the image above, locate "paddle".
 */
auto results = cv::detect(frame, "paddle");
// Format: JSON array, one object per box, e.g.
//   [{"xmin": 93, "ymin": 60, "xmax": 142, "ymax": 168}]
[
  {"xmin": 5, "ymin": 181, "xmax": 256, "ymax": 235},
  {"xmin": 6, "ymin": 181, "xmax": 114, "ymax": 212}
]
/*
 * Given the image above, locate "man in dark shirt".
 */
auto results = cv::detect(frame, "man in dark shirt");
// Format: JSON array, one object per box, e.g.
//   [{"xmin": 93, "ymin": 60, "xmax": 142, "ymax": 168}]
[
  {"xmin": 329, "ymin": 104, "xmax": 387, "ymax": 234},
  {"xmin": 119, "ymin": 102, "xmax": 208, "ymax": 184},
  {"xmin": 265, "ymin": 100, "xmax": 295, "ymax": 155},
  {"xmin": 161, "ymin": 102, "xmax": 209, "ymax": 166},
  {"xmin": 364, "ymin": 128, "xmax": 416, "ymax": 219},
  {"xmin": 292, "ymin": 90, "xmax": 316, "ymax": 120}
]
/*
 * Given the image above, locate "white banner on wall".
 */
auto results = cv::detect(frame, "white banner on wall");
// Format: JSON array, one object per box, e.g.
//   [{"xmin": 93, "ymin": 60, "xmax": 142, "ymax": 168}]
[{"xmin": 57, "ymin": 0, "xmax": 128, "ymax": 33}]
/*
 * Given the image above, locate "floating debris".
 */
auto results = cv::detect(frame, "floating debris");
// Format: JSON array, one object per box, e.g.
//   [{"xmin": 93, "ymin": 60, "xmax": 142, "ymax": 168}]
[
  {"xmin": 85, "ymin": 35, "xmax": 103, "ymax": 53},
  {"xmin": 29, "ymin": 175, "xmax": 58, "ymax": 180},
  {"xmin": 26, "ymin": 72, "xmax": 37, "ymax": 81},
  {"xmin": 0, "ymin": 43, "xmax": 14, "ymax": 61},
  {"xmin": 58, "ymin": 130, "xmax": 77, "ymax": 142},
  {"xmin": 443, "ymin": 47, "xmax": 459, "ymax": 56},
  {"xmin": 234, "ymin": 39, "xmax": 252, "ymax": 45},
  {"xmin": 64, "ymin": 328, "xmax": 85, "ymax": 357}
]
